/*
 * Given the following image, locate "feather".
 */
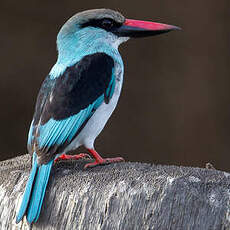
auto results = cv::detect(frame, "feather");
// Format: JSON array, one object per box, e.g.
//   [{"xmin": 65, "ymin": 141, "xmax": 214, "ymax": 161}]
[
  {"xmin": 17, "ymin": 53, "xmax": 116, "ymax": 223},
  {"xmin": 16, "ymin": 153, "xmax": 38, "ymax": 223},
  {"xmin": 29, "ymin": 53, "xmax": 115, "ymax": 164},
  {"xmin": 16, "ymin": 153, "xmax": 53, "ymax": 224},
  {"xmin": 26, "ymin": 158, "xmax": 53, "ymax": 223}
]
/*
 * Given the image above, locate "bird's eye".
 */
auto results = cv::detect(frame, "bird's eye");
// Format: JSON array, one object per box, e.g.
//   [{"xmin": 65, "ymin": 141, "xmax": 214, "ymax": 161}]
[{"xmin": 101, "ymin": 19, "xmax": 114, "ymax": 29}]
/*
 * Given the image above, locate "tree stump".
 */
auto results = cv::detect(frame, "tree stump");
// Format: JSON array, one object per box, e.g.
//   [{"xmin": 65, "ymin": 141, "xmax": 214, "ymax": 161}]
[{"xmin": 0, "ymin": 154, "xmax": 229, "ymax": 230}]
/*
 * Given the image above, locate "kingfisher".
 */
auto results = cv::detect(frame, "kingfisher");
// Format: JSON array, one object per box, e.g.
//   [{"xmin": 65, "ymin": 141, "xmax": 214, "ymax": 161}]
[{"xmin": 16, "ymin": 9, "xmax": 180, "ymax": 224}]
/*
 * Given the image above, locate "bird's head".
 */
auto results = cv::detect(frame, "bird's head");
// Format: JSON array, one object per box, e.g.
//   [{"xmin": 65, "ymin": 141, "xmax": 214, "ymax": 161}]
[{"xmin": 57, "ymin": 9, "xmax": 180, "ymax": 52}]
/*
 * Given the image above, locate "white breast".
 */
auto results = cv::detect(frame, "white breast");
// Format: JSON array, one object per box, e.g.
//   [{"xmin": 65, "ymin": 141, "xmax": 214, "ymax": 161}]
[{"xmin": 64, "ymin": 62, "xmax": 123, "ymax": 152}]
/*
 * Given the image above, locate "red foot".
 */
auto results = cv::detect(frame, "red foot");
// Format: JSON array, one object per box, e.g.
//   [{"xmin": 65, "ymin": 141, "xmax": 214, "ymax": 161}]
[
  {"xmin": 84, "ymin": 149, "xmax": 125, "ymax": 169},
  {"xmin": 55, "ymin": 153, "xmax": 90, "ymax": 163}
]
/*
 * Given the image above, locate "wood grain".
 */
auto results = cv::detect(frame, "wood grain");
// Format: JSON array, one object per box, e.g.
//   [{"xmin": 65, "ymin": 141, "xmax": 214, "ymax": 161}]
[{"xmin": 0, "ymin": 154, "xmax": 229, "ymax": 230}]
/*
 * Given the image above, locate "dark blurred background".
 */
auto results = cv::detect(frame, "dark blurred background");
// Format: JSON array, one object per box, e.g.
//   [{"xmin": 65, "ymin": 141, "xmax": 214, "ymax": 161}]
[{"xmin": 0, "ymin": 0, "xmax": 230, "ymax": 171}]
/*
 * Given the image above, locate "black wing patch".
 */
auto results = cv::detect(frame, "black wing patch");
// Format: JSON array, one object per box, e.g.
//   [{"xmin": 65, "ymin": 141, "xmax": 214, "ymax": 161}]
[{"xmin": 33, "ymin": 52, "xmax": 114, "ymax": 126}]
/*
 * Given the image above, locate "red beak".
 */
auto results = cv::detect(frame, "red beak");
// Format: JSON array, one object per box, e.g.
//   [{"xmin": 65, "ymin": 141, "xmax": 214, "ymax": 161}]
[
  {"xmin": 125, "ymin": 19, "xmax": 180, "ymax": 32},
  {"xmin": 113, "ymin": 18, "xmax": 181, "ymax": 38}
]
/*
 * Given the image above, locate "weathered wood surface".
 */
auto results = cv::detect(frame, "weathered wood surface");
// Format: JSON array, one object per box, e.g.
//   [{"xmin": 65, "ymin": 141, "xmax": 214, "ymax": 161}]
[{"xmin": 0, "ymin": 154, "xmax": 230, "ymax": 230}]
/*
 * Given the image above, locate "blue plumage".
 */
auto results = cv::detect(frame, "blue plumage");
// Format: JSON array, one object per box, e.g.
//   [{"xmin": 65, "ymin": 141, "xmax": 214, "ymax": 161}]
[
  {"xmin": 17, "ymin": 53, "xmax": 116, "ymax": 223},
  {"xmin": 16, "ymin": 153, "xmax": 38, "ymax": 223},
  {"xmin": 38, "ymin": 95, "xmax": 106, "ymax": 149},
  {"xmin": 26, "ymin": 159, "xmax": 53, "ymax": 223},
  {"xmin": 16, "ymin": 8, "xmax": 178, "ymax": 224},
  {"xmin": 16, "ymin": 12, "xmax": 120, "ymax": 223},
  {"xmin": 16, "ymin": 153, "xmax": 53, "ymax": 224},
  {"xmin": 27, "ymin": 53, "xmax": 115, "ymax": 160},
  {"xmin": 106, "ymin": 69, "xmax": 116, "ymax": 101}
]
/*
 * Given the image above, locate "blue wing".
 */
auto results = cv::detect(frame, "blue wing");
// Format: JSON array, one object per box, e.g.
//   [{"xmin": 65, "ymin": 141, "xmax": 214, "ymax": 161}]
[{"xmin": 28, "ymin": 52, "xmax": 115, "ymax": 164}]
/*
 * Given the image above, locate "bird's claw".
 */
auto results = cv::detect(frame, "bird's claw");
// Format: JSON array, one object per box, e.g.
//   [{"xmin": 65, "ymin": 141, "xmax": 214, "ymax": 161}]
[
  {"xmin": 84, "ymin": 157, "xmax": 124, "ymax": 169},
  {"xmin": 55, "ymin": 153, "xmax": 91, "ymax": 163}
]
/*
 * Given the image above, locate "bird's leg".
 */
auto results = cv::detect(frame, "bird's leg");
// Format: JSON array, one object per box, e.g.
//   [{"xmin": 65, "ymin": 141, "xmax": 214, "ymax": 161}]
[
  {"xmin": 54, "ymin": 153, "xmax": 90, "ymax": 163},
  {"xmin": 84, "ymin": 149, "xmax": 124, "ymax": 168}
]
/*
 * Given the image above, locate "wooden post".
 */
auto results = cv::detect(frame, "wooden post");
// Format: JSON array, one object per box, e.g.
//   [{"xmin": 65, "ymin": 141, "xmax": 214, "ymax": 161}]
[{"xmin": 0, "ymin": 154, "xmax": 229, "ymax": 230}]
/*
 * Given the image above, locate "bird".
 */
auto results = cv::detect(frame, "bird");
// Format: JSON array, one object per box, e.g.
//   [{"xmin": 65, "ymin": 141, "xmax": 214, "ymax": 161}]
[{"xmin": 16, "ymin": 8, "xmax": 180, "ymax": 224}]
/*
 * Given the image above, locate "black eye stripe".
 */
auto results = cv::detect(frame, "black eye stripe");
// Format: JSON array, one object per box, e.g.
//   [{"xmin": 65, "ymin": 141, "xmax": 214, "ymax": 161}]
[
  {"xmin": 81, "ymin": 18, "xmax": 122, "ymax": 31},
  {"xmin": 101, "ymin": 19, "xmax": 114, "ymax": 28}
]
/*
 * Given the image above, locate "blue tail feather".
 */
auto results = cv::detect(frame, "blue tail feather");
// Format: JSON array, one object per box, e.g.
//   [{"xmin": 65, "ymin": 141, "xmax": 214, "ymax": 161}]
[
  {"xmin": 34, "ymin": 162, "xmax": 53, "ymax": 222},
  {"xmin": 16, "ymin": 154, "xmax": 38, "ymax": 223},
  {"xmin": 26, "ymin": 160, "xmax": 53, "ymax": 223},
  {"xmin": 16, "ymin": 153, "xmax": 53, "ymax": 224}
]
